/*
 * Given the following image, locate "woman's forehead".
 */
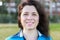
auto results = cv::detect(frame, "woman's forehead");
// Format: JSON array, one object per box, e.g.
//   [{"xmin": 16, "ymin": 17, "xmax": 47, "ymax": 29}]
[{"xmin": 22, "ymin": 5, "xmax": 38, "ymax": 12}]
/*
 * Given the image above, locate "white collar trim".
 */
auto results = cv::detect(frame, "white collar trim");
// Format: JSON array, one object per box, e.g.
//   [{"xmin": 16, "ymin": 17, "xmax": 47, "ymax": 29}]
[
  {"xmin": 19, "ymin": 30, "xmax": 42, "ymax": 37},
  {"xmin": 19, "ymin": 30, "xmax": 23, "ymax": 37},
  {"xmin": 38, "ymin": 31, "xmax": 42, "ymax": 36}
]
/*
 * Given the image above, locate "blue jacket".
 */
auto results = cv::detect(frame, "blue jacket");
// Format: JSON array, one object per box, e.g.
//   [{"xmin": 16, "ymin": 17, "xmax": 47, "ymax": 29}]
[{"xmin": 5, "ymin": 30, "xmax": 52, "ymax": 40}]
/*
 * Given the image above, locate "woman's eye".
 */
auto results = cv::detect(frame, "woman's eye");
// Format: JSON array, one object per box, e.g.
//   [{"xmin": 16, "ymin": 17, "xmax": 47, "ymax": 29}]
[
  {"xmin": 24, "ymin": 14, "xmax": 28, "ymax": 16},
  {"xmin": 32, "ymin": 13, "xmax": 37, "ymax": 16}
]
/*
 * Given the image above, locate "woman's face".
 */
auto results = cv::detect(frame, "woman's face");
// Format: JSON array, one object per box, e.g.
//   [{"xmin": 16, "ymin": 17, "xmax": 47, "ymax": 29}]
[{"xmin": 20, "ymin": 5, "xmax": 39, "ymax": 30}]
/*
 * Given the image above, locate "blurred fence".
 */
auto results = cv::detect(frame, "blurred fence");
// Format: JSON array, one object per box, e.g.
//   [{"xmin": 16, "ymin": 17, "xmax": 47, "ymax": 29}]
[
  {"xmin": 0, "ymin": 0, "xmax": 20, "ymax": 23},
  {"xmin": 0, "ymin": 0, "xmax": 60, "ymax": 23}
]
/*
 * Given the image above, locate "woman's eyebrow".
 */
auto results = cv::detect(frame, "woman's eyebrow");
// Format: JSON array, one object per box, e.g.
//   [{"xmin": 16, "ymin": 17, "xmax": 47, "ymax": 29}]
[
  {"xmin": 23, "ymin": 11, "xmax": 37, "ymax": 13},
  {"xmin": 32, "ymin": 12, "xmax": 37, "ymax": 13},
  {"xmin": 24, "ymin": 12, "xmax": 29, "ymax": 13}
]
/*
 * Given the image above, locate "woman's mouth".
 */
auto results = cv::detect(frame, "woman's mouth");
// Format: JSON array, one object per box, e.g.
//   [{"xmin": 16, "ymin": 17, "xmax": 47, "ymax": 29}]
[{"xmin": 26, "ymin": 22, "xmax": 34, "ymax": 26}]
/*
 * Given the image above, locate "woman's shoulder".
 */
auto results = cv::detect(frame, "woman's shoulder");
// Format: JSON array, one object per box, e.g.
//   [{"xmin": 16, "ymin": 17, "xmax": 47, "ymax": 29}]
[
  {"xmin": 38, "ymin": 34, "xmax": 52, "ymax": 40},
  {"xmin": 5, "ymin": 32, "xmax": 24, "ymax": 40},
  {"xmin": 5, "ymin": 35, "xmax": 24, "ymax": 40},
  {"xmin": 5, "ymin": 30, "xmax": 52, "ymax": 40},
  {"xmin": 5, "ymin": 35, "xmax": 13, "ymax": 40},
  {"xmin": 5, "ymin": 34, "xmax": 52, "ymax": 40}
]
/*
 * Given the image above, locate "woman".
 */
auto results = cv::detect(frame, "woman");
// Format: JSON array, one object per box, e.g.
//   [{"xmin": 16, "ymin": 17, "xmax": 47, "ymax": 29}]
[{"xmin": 5, "ymin": 0, "xmax": 52, "ymax": 40}]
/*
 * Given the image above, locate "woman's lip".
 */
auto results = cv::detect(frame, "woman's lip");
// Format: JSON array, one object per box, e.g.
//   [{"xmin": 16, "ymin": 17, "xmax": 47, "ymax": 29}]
[
  {"xmin": 26, "ymin": 22, "xmax": 34, "ymax": 26},
  {"xmin": 26, "ymin": 22, "xmax": 34, "ymax": 25},
  {"xmin": 26, "ymin": 22, "xmax": 34, "ymax": 23}
]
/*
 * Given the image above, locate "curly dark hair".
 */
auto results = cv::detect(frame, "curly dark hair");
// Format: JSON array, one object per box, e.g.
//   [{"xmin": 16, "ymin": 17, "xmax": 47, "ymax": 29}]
[{"xmin": 18, "ymin": 0, "xmax": 49, "ymax": 36}]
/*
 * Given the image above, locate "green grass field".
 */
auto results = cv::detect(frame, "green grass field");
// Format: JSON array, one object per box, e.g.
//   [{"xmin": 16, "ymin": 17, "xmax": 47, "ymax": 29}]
[{"xmin": 0, "ymin": 23, "xmax": 60, "ymax": 40}]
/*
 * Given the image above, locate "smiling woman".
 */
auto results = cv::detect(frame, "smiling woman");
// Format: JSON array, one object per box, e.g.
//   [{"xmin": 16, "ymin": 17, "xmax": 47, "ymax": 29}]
[
  {"xmin": 20, "ymin": 5, "xmax": 39, "ymax": 30},
  {"xmin": 5, "ymin": 0, "xmax": 52, "ymax": 40}
]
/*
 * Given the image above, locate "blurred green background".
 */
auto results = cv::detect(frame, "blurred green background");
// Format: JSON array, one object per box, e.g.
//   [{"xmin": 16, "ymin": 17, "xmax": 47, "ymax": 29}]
[
  {"xmin": 0, "ymin": 23, "xmax": 60, "ymax": 40},
  {"xmin": 0, "ymin": 0, "xmax": 60, "ymax": 40}
]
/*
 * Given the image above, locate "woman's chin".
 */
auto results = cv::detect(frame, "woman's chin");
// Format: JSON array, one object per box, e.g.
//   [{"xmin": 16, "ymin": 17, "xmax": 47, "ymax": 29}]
[
  {"xmin": 26, "ymin": 26, "xmax": 35, "ymax": 30},
  {"xmin": 27, "ymin": 28, "xmax": 35, "ymax": 30}
]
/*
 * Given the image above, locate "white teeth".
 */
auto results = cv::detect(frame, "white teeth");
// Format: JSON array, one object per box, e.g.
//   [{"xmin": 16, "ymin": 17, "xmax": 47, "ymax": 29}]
[
  {"xmin": 26, "ymin": 22, "xmax": 34, "ymax": 23},
  {"xmin": 27, "ymin": 23, "xmax": 34, "ymax": 24},
  {"xmin": 27, "ymin": 22, "xmax": 33, "ymax": 23},
  {"xmin": 26, "ymin": 21, "xmax": 34, "ymax": 23}
]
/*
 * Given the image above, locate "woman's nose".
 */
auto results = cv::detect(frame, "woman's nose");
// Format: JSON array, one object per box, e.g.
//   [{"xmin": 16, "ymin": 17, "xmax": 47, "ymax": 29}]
[{"xmin": 27, "ymin": 15, "xmax": 32, "ymax": 20}]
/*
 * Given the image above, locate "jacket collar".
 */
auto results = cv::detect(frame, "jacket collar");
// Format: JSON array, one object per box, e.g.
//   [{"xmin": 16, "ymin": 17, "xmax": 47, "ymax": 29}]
[{"xmin": 19, "ymin": 30, "xmax": 42, "ymax": 37}]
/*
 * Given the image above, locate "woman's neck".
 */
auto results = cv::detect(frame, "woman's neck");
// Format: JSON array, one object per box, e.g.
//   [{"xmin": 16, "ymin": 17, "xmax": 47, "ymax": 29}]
[{"xmin": 23, "ymin": 28, "xmax": 38, "ymax": 40}]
